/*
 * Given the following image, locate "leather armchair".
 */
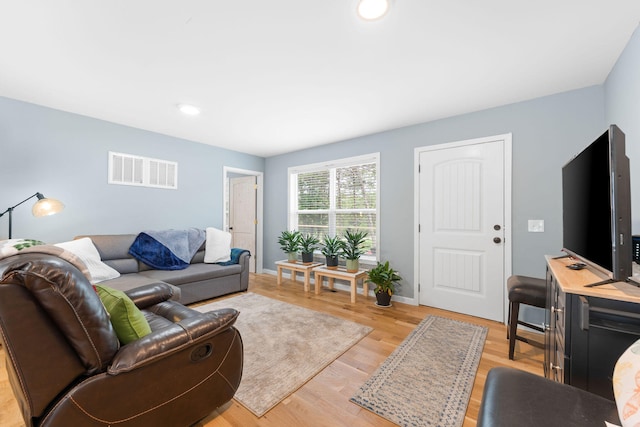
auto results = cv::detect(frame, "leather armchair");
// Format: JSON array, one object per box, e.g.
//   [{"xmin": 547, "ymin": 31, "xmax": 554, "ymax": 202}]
[
  {"xmin": 478, "ymin": 367, "xmax": 619, "ymax": 427},
  {"xmin": 0, "ymin": 253, "xmax": 243, "ymax": 426}
]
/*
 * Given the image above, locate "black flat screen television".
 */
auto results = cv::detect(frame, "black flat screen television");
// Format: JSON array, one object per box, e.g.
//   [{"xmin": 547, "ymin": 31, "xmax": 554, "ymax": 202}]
[{"xmin": 562, "ymin": 124, "xmax": 632, "ymax": 283}]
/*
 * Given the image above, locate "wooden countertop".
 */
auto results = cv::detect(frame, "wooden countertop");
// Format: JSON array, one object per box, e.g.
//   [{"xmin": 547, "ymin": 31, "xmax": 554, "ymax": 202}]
[{"xmin": 546, "ymin": 255, "xmax": 640, "ymax": 304}]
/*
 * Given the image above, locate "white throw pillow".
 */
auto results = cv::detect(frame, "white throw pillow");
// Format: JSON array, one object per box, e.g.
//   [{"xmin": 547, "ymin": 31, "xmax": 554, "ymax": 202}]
[
  {"xmin": 204, "ymin": 227, "xmax": 231, "ymax": 263},
  {"xmin": 55, "ymin": 237, "xmax": 120, "ymax": 284}
]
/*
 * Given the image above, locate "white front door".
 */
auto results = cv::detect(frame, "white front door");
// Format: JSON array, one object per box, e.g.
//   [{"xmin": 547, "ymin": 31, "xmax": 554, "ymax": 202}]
[
  {"xmin": 417, "ymin": 135, "xmax": 511, "ymax": 322},
  {"xmin": 230, "ymin": 176, "xmax": 257, "ymax": 273}
]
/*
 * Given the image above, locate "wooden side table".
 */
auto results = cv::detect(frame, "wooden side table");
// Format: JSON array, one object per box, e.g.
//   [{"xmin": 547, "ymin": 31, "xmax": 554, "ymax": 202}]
[
  {"xmin": 275, "ymin": 260, "xmax": 322, "ymax": 292},
  {"xmin": 312, "ymin": 266, "xmax": 369, "ymax": 303}
]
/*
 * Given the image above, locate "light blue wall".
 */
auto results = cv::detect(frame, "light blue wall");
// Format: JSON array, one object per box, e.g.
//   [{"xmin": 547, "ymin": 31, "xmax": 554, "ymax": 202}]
[
  {"xmin": 0, "ymin": 97, "xmax": 264, "ymax": 243},
  {"xmin": 264, "ymin": 86, "xmax": 606, "ymax": 299},
  {"xmin": 605, "ymin": 26, "xmax": 640, "ymax": 233},
  {"xmin": 4, "ymin": 24, "xmax": 639, "ymax": 304}
]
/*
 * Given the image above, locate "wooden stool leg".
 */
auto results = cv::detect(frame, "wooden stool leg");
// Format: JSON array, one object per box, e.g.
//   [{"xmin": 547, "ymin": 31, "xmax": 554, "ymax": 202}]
[
  {"xmin": 350, "ymin": 279, "xmax": 356, "ymax": 303},
  {"xmin": 509, "ymin": 301, "xmax": 520, "ymax": 360},
  {"xmin": 304, "ymin": 271, "xmax": 311, "ymax": 292},
  {"xmin": 507, "ymin": 302, "xmax": 511, "ymax": 340}
]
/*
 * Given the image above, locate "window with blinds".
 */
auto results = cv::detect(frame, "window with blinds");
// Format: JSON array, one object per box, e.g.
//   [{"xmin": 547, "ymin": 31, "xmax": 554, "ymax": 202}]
[
  {"xmin": 108, "ymin": 152, "xmax": 178, "ymax": 189},
  {"xmin": 289, "ymin": 153, "xmax": 379, "ymax": 261}
]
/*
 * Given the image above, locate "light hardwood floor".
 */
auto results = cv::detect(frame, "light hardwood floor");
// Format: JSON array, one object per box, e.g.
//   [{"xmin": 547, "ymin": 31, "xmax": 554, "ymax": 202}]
[{"xmin": 0, "ymin": 273, "xmax": 544, "ymax": 426}]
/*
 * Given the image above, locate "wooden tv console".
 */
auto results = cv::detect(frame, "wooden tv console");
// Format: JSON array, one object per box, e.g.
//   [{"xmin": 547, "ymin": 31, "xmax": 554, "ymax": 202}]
[{"xmin": 544, "ymin": 255, "xmax": 640, "ymax": 400}]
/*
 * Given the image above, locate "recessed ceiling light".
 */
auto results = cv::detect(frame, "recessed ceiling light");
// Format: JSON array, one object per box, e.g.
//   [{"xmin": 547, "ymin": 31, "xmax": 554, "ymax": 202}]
[
  {"xmin": 357, "ymin": 0, "xmax": 390, "ymax": 21},
  {"xmin": 177, "ymin": 103, "xmax": 201, "ymax": 116}
]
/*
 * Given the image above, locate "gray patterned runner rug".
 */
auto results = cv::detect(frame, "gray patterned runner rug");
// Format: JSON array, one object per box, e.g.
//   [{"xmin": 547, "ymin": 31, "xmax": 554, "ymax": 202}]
[{"xmin": 350, "ymin": 315, "xmax": 487, "ymax": 427}]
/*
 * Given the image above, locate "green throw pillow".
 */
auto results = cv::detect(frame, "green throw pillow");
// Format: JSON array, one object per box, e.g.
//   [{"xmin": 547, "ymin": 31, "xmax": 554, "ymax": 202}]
[{"xmin": 95, "ymin": 284, "xmax": 152, "ymax": 344}]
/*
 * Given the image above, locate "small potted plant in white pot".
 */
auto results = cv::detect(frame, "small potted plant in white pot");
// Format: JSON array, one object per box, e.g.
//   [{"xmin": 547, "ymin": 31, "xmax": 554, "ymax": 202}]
[
  {"xmin": 366, "ymin": 260, "xmax": 402, "ymax": 307},
  {"xmin": 278, "ymin": 230, "xmax": 302, "ymax": 263},
  {"xmin": 299, "ymin": 233, "xmax": 319, "ymax": 264},
  {"xmin": 341, "ymin": 229, "xmax": 368, "ymax": 273},
  {"xmin": 321, "ymin": 234, "xmax": 343, "ymax": 269}
]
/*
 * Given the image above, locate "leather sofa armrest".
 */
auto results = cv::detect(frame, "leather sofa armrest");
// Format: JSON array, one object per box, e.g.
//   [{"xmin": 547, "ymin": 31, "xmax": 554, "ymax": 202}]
[
  {"xmin": 478, "ymin": 367, "xmax": 620, "ymax": 427},
  {"xmin": 108, "ymin": 308, "xmax": 239, "ymax": 374},
  {"xmin": 124, "ymin": 283, "xmax": 175, "ymax": 308}
]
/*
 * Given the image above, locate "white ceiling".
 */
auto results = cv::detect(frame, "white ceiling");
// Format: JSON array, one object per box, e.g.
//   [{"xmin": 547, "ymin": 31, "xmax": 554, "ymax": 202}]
[{"xmin": 1, "ymin": 1, "xmax": 640, "ymax": 158}]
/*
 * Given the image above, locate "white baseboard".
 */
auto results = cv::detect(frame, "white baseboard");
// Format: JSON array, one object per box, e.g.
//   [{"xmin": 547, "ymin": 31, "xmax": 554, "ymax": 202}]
[{"xmin": 262, "ymin": 268, "xmax": 417, "ymax": 306}]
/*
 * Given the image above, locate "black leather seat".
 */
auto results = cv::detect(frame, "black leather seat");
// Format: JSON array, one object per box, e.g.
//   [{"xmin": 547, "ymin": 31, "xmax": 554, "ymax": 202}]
[
  {"xmin": 0, "ymin": 253, "xmax": 243, "ymax": 426},
  {"xmin": 478, "ymin": 367, "xmax": 620, "ymax": 427},
  {"xmin": 507, "ymin": 275, "xmax": 546, "ymax": 359}
]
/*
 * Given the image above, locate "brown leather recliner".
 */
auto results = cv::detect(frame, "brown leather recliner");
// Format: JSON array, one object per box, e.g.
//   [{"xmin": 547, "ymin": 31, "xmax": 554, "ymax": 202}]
[{"xmin": 0, "ymin": 253, "xmax": 243, "ymax": 426}]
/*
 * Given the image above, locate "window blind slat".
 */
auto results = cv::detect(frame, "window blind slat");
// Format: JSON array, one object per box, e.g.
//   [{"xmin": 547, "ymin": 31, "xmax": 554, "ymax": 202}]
[{"xmin": 290, "ymin": 154, "xmax": 379, "ymax": 259}]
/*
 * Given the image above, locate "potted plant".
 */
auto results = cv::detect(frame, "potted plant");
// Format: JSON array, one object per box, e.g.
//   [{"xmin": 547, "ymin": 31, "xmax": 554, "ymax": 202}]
[
  {"xmin": 278, "ymin": 230, "xmax": 302, "ymax": 263},
  {"xmin": 321, "ymin": 234, "xmax": 343, "ymax": 269},
  {"xmin": 299, "ymin": 233, "xmax": 320, "ymax": 264},
  {"xmin": 367, "ymin": 261, "xmax": 402, "ymax": 307},
  {"xmin": 340, "ymin": 229, "xmax": 368, "ymax": 272}
]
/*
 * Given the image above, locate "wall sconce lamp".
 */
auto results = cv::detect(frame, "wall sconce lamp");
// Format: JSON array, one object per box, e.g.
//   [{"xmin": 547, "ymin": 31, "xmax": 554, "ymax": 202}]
[{"xmin": 0, "ymin": 192, "xmax": 65, "ymax": 239}]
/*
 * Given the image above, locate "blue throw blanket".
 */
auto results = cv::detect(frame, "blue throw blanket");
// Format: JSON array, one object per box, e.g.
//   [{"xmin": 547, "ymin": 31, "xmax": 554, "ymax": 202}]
[
  {"xmin": 217, "ymin": 248, "xmax": 250, "ymax": 266},
  {"xmin": 129, "ymin": 228, "xmax": 206, "ymax": 270}
]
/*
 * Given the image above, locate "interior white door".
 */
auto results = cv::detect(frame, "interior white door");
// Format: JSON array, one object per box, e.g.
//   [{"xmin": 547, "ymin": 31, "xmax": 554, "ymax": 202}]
[
  {"xmin": 230, "ymin": 176, "xmax": 257, "ymax": 273},
  {"xmin": 418, "ymin": 138, "xmax": 506, "ymax": 322}
]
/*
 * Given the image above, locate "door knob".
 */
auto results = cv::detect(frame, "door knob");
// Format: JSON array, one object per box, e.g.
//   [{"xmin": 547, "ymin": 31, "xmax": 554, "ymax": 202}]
[
  {"xmin": 494, "ymin": 225, "xmax": 501, "ymax": 231},
  {"xmin": 493, "ymin": 237, "xmax": 502, "ymax": 244}
]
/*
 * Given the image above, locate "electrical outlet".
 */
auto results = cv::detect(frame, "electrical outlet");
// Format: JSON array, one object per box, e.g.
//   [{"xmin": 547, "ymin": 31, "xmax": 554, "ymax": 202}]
[{"xmin": 528, "ymin": 220, "xmax": 544, "ymax": 232}]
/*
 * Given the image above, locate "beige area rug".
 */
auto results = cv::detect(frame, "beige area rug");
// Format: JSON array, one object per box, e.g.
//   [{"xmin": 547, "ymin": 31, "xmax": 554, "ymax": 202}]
[
  {"xmin": 195, "ymin": 292, "xmax": 372, "ymax": 417},
  {"xmin": 350, "ymin": 315, "xmax": 487, "ymax": 427}
]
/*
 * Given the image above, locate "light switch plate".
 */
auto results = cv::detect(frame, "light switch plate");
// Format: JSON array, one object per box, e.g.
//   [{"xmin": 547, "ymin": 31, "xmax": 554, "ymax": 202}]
[{"xmin": 528, "ymin": 219, "xmax": 544, "ymax": 232}]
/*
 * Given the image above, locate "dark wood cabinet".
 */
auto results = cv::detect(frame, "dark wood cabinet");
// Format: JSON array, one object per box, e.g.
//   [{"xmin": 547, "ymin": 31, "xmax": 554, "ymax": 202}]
[
  {"xmin": 545, "ymin": 256, "xmax": 640, "ymax": 400},
  {"xmin": 545, "ymin": 266, "xmax": 567, "ymax": 383}
]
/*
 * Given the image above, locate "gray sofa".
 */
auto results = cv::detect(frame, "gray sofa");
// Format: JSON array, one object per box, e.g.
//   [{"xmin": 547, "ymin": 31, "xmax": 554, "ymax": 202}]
[{"xmin": 80, "ymin": 234, "xmax": 250, "ymax": 305}]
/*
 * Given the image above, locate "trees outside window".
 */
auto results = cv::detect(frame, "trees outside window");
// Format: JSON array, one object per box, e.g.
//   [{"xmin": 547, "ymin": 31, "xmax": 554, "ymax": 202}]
[{"xmin": 289, "ymin": 153, "xmax": 379, "ymax": 261}]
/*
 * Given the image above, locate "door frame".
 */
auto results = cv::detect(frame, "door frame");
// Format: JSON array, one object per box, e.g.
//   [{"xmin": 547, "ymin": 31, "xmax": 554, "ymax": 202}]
[
  {"xmin": 223, "ymin": 166, "xmax": 264, "ymax": 274},
  {"xmin": 413, "ymin": 133, "xmax": 512, "ymax": 323}
]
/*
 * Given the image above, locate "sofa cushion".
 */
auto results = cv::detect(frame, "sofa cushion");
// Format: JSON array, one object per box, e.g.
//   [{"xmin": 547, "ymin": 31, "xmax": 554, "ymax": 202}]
[
  {"xmin": 77, "ymin": 235, "xmax": 140, "ymax": 274},
  {"xmin": 139, "ymin": 263, "xmax": 241, "ymax": 285},
  {"xmin": 191, "ymin": 249, "xmax": 205, "ymax": 264},
  {"xmin": 95, "ymin": 284, "xmax": 152, "ymax": 345}
]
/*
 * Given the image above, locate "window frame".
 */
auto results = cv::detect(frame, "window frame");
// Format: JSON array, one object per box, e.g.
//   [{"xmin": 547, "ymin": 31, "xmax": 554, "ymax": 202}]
[{"xmin": 288, "ymin": 153, "xmax": 380, "ymax": 263}]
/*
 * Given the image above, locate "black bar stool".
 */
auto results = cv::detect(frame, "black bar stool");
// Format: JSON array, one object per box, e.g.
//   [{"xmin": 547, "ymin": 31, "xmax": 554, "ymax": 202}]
[{"xmin": 507, "ymin": 275, "xmax": 546, "ymax": 360}]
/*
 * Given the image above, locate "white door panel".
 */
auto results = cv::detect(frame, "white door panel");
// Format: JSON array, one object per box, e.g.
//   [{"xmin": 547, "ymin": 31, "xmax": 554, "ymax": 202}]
[
  {"xmin": 418, "ymin": 138, "xmax": 507, "ymax": 322},
  {"xmin": 230, "ymin": 176, "xmax": 257, "ymax": 273}
]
